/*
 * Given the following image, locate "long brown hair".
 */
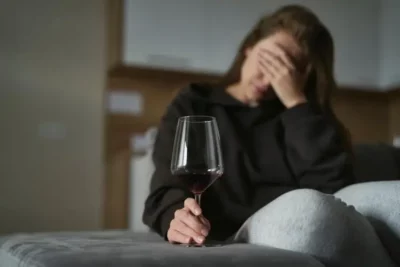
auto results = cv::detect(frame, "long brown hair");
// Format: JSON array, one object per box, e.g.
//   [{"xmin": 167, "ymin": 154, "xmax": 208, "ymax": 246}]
[{"xmin": 220, "ymin": 5, "xmax": 353, "ymax": 153}]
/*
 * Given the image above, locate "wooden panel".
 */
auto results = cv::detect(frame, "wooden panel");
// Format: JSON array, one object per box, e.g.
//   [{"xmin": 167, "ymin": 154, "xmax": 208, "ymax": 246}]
[
  {"xmin": 107, "ymin": 76, "xmax": 178, "ymax": 131},
  {"xmin": 106, "ymin": 66, "xmax": 392, "ymax": 145},
  {"xmin": 106, "ymin": 66, "xmax": 221, "ymax": 155},
  {"xmin": 107, "ymin": 0, "xmax": 123, "ymax": 69},
  {"xmin": 104, "ymin": 147, "xmax": 131, "ymax": 229},
  {"xmin": 389, "ymin": 88, "xmax": 400, "ymax": 141},
  {"xmin": 109, "ymin": 65, "xmax": 220, "ymax": 84},
  {"xmin": 332, "ymin": 90, "xmax": 390, "ymax": 143}
]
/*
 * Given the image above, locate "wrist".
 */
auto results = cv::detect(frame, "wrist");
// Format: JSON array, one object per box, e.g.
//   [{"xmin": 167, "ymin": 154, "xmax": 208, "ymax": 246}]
[{"xmin": 284, "ymin": 94, "xmax": 307, "ymax": 109}]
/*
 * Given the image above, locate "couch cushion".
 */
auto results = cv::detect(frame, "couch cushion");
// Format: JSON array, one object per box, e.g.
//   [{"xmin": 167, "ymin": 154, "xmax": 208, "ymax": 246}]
[{"xmin": 0, "ymin": 231, "xmax": 323, "ymax": 267}]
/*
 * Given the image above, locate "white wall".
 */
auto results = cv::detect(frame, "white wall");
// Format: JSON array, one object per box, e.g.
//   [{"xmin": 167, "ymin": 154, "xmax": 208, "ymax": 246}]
[
  {"xmin": 123, "ymin": 0, "xmax": 382, "ymax": 88},
  {"xmin": 0, "ymin": 0, "xmax": 106, "ymax": 233},
  {"xmin": 380, "ymin": 0, "xmax": 400, "ymax": 88}
]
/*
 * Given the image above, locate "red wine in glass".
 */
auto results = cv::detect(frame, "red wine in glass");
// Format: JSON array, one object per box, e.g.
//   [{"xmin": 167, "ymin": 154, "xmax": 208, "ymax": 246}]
[
  {"xmin": 174, "ymin": 170, "xmax": 223, "ymax": 195},
  {"xmin": 171, "ymin": 116, "xmax": 224, "ymax": 247}
]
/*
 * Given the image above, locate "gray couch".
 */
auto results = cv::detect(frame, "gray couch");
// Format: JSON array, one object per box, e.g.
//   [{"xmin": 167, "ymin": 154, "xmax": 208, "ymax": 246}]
[{"xmin": 1, "ymin": 144, "xmax": 399, "ymax": 267}]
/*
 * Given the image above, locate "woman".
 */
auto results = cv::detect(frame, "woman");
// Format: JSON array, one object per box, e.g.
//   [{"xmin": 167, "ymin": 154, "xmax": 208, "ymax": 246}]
[{"xmin": 143, "ymin": 5, "xmax": 400, "ymax": 267}]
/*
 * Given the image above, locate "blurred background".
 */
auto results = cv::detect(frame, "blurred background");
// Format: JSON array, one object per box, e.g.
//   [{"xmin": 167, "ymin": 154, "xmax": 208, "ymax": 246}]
[{"xmin": 0, "ymin": 0, "xmax": 399, "ymax": 235}]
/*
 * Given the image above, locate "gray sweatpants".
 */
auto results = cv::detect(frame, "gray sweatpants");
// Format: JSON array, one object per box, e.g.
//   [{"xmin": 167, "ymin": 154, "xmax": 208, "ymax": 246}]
[{"xmin": 234, "ymin": 181, "xmax": 400, "ymax": 267}]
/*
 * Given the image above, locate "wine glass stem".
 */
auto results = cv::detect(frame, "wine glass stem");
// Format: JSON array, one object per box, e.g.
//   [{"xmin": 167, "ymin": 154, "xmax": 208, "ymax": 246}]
[{"xmin": 194, "ymin": 194, "xmax": 202, "ymax": 206}]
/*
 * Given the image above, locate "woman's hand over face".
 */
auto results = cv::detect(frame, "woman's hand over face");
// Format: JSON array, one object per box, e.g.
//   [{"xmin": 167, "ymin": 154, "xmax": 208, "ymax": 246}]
[{"xmin": 257, "ymin": 44, "xmax": 310, "ymax": 108}]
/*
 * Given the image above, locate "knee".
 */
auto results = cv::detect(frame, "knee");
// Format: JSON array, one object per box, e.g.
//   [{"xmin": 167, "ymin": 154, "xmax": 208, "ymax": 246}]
[
  {"xmin": 251, "ymin": 189, "xmax": 363, "ymax": 242},
  {"xmin": 335, "ymin": 181, "xmax": 400, "ymax": 201},
  {"xmin": 252, "ymin": 189, "xmax": 355, "ymax": 228},
  {"xmin": 276, "ymin": 189, "xmax": 352, "ymax": 217},
  {"xmin": 335, "ymin": 181, "xmax": 400, "ymax": 234},
  {"xmin": 246, "ymin": 189, "xmax": 377, "ymax": 253},
  {"xmin": 275, "ymin": 189, "xmax": 348, "ymax": 211},
  {"xmin": 279, "ymin": 188, "xmax": 332, "ymax": 204}
]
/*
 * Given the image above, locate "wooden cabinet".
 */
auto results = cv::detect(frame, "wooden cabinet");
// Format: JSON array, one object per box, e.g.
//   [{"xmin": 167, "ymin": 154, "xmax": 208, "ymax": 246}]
[{"xmin": 103, "ymin": 0, "xmax": 400, "ymax": 230}]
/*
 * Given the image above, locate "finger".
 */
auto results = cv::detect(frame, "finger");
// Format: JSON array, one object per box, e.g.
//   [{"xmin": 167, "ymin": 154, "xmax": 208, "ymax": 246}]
[
  {"xmin": 258, "ymin": 50, "xmax": 281, "ymax": 74},
  {"xmin": 199, "ymin": 215, "xmax": 211, "ymax": 230},
  {"xmin": 167, "ymin": 229, "xmax": 191, "ymax": 244},
  {"xmin": 175, "ymin": 209, "xmax": 208, "ymax": 235},
  {"xmin": 267, "ymin": 44, "xmax": 296, "ymax": 70},
  {"xmin": 258, "ymin": 58, "xmax": 275, "ymax": 79},
  {"xmin": 184, "ymin": 198, "xmax": 202, "ymax": 216},
  {"xmin": 171, "ymin": 219, "xmax": 205, "ymax": 243}
]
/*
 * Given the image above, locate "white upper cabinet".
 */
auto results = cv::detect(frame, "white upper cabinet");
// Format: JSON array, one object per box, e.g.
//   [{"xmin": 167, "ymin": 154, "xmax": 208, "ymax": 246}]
[
  {"xmin": 123, "ymin": 0, "xmax": 390, "ymax": 89},
  {"xmin": 123, "ymin": 0, "xmax": 209, "ymax": 72}
]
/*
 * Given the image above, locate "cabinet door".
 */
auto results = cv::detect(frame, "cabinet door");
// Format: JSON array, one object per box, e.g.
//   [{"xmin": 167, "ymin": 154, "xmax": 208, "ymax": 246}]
[
  {"xmin": 205, "ymin": 0, "xmax": 274, "ymax": 74},
  {"xmin": 122, "ymin": 0, "xmax": 211, "ymax": 72}
]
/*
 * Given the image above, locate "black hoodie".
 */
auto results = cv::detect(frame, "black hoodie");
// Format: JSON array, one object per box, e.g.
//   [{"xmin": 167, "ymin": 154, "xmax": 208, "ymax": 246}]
[{"xmin": 143, "ymin": 83, "xmax": 354, "ymax": 241}]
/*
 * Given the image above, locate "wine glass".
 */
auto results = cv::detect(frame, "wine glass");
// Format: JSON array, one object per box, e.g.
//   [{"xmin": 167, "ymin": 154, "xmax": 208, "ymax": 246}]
[{"xmin": 171, "ymin": 116, "xmax": 224, "ymax": 246}]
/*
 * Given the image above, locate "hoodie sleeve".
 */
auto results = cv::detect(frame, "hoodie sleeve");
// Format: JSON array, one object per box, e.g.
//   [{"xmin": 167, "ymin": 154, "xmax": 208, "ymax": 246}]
[
  {"xmin": 280, "ymin": 102, "xmax": 354, "ymax": 194},
  {"xmin": 142, "ymin": 94, "xmax": 192, "ymax": 239}
]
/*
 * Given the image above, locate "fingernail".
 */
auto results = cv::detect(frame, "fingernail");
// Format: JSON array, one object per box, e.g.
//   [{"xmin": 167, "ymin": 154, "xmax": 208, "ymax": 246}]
[
  {"xmin": 201, "ymin": 229, "xmax": 208, "ymax": 236},
  {"xmin": 194, "ymin": 209, "xmax": 201, "ymax": 215},
  {"xmin": 196, "ymin": 236, "xmax": 204, "ymax": 243}
]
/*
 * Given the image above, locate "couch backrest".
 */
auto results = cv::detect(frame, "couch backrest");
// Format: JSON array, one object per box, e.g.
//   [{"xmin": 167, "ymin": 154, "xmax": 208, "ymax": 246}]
[{"xmin": 353, "ymin": 144, "xmax": 400, "ymax": 183}]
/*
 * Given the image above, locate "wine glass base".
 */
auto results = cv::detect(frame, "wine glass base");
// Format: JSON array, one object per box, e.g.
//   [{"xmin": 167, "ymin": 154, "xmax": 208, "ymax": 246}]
[
  {"xmin": 180, "ymin": 243, "xmax": 205, "ymax": 248},
  {"xmin": 179, "ymin": 242, "xmax": 223, "ymax": 248}
]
